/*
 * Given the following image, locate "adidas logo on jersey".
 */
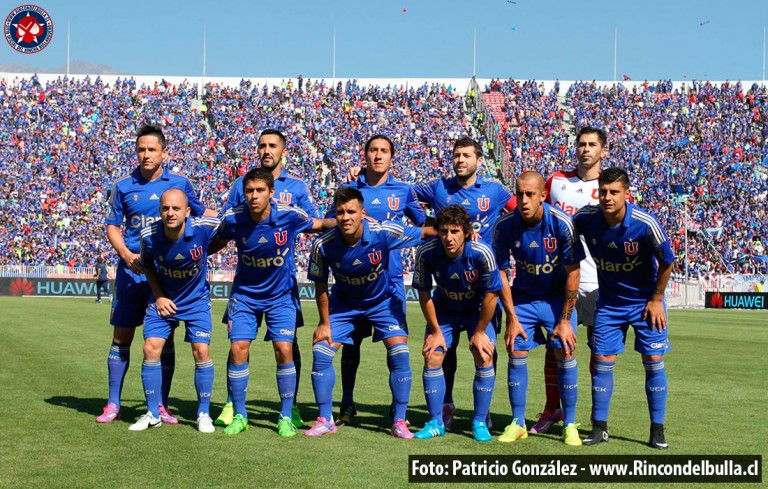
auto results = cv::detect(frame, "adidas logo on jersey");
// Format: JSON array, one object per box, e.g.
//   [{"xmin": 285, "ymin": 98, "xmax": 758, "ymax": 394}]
[
  {"xmin": 608, "ymin": 242, "xmax": 618, "ymax": 248},
  {"xmin": 258, "ymin": 237, "xmax": 268, "ymax": 243},
  {"xmin": 371, "ymin": 198, "xmax": 381, "ymax": 204},
  {"xmin": 462, "ymin": 199, "xmax": 470, "ymax": 205},
  {"xmin": 150, "ymin": 193, "xmax": 159, "ymax": 200},
  {"xmin": 353, "ymin": 259, "xmax": 362, "ymax": 265},
  {"xmin": 174, "ymin": 253, "xmax": 185, "ymax": 260},
  {"xmin": 529, "ymin": 241, "xmax": 539, "ymax": 248},
  {"xmin": 451, "ymin": 273, "xmax": 460, "ymax": 279}
]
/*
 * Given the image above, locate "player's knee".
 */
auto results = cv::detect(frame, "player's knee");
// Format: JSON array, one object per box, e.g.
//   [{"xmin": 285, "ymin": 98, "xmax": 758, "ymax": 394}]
[
  {"xmin": 641, "ymin": 354, "xmax": 663, "ymax": 362},
  {"xmin": 424, "ymin": 350, "xmax": 444, "ymax": 369},
  {"xmin": 192, "ymin": 343, "xmax": 211, "ymax": 363},
  {"xmin": 112, "ymin": 327, "xmax": 134, "ymax": 345},
  {"xmin": 230, "ymin": 341, "xmax": 250, "ymax": 364},
  {"xmin": 273, "ymin": 341, "xmax": 294, "ymax": 364},
  {"xmin": 143, "ymin": 341, "xmax": 163, "ymax": 361}
]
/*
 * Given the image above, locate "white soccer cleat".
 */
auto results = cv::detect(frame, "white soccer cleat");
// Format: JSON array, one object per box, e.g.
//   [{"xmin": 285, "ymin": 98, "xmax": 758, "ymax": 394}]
[
  {"xmin": 197, "ymin": 413, "xmax": 215, "ymax": 433},
  {"xmin": 129, "ymin": 411, "xmax": 162, "ymax": 431}
]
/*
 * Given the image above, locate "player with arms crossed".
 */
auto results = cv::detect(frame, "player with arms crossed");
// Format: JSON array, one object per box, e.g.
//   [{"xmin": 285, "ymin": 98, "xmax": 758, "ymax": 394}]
[
  {"xmin": 493, "ymin": 171, "xmax": 584, "ymax": 446},
  {"xmin": 215, "ymin": 129, "xmax": 319, "ymax": 429},
  {"xmin": 129, "ymin": 189, "xmax": 220, "ymax": 432},
  {"xmin": 411, "ymin": 205, "xmax": 501, "ymax": 442},
  {"xmin": 330, "ymin": 134, "xmax": 427, "ymax": 426},
  {"xmin": 413, "ymin": 136, "xmax": 514, "ymax": 429},
  {"xmin": 573, "ymin": 167, "xmax": 674, "ymax": 450},
  {"xmin": 211, "ymin": 168, "xmax": 332, "ymax": 437},
  {"xmin": 97, "ymin": 124, "xmax": 214, "ymax": 424},
  {"xmin": 306, "ymin": 187, "xmax": 434, "ymax": 438},
  {"xmin": 533, "ymin": 125, "xmax": 608, "ymax": 434}
]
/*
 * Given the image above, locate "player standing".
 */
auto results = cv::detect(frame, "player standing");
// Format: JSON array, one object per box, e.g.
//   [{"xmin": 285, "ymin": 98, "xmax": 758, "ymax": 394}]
[
  {"xmin": 129, "ymin": 189, "xmax": 220, "ymax": 433},
  {"xmin": 411, "ymin": 205, "xmax": 500, "ymax": 442},
  {"xmin": 97, "ymin": 124, "xmax": 214, "ymax": 424},
  {"xmin": 493, "ymin": 171, "xmax": 584, "ymax": 445},
  {"xmin": 573, "ymin": 168, "xmax": 674, "ymax": 450}
]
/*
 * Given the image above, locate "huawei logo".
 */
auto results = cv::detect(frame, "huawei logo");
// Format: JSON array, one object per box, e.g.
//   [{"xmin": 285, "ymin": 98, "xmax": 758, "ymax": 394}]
[
  {"xmin": 710, "ymin": 292, "xmax": 724, "ymax": 308},
  {"xmin": 10, "ymin": 278, "xmax": 34, "ymax": 296}
]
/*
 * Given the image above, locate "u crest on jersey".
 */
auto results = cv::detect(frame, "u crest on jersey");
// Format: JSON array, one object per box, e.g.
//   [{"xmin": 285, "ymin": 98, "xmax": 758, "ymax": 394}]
[
  {"xmin": 543, "ymin": 237, "xmax": 557, "ymax": 252},
  {"xmin": 387, "ymin": 196, "xmax": 400, "ymax": 210},
  {"xmin": 278, "ymin": 191, "xmax": 293, "ymax": 205},
  {"xmin": 190, "ymin": 245, "xmax": 203, "ymax": 260},
  {"xmin": 464, "ymin": 269, "xmax": 478, "ymax": 282},
  {"xmin": 624, "ymin": 241, "xmax": 639, "ymax": 255},
  {"xmin": 477, "ymin": 197, "xmax": 490, "ymax": 212},
  {"xmin": 274, "ymin": 231, "xmax": 288, "ymax": 246},
  {"xmin": 368, "ymin": 250, "xmax": 382, "ymax": 264}
]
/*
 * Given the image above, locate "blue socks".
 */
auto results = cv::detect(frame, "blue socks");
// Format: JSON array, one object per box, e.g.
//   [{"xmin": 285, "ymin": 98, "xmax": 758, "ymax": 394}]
[
  {"xmin": 276, "ymin": 362, "xmax": 296, "ymax": 418},
  {"xmin": 557, "ymin": 358, "xmax": 578, "ymax": 425},
  {"xmin": 644, "ymin": 359, "xmax": 667, "ymax": 425},
  {"xmin": 160, "ymin": 346, "xmax": 175, "ymax": 407},
  {"xmin": 228, "ymin": 362, "xmax": 249, "ymax": 418},
  {"xmin": 507, "ymin": 355, "xmax": 528, "ymax": 426},
  {"xmin": 473, "ymin": 365, "xmax": 495, "ymax": 423},
  {"xmin": 141, "ymin": 359, "xmax": 162, "ymax": 418},
  {"xmin": 591, "ymin": 360, "xmax": 615, "ymax": 423},
  {"xmin": 422, "ymin": 367, "xmax": 445, "ymax": 421},
  {"xmin": 387, "ymin": 343, "xmax": 412, "ymax": 422},
  {"xmin": 194, "ymin": 360, "xmax": 214, "ymax": 416},
  {"xmin": 107, "ymin": 341, "xmax": 130, "ymax": 407},
  {"xmin": 311, "ymin": 343, "xmax": 338, "ymax": 421}
]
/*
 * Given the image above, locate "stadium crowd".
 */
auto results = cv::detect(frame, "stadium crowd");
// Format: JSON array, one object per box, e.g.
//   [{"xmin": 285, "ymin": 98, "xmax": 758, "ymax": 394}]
[{"xmin": 0, "ymin": 74, "xmax": 765, "ymax": 276}]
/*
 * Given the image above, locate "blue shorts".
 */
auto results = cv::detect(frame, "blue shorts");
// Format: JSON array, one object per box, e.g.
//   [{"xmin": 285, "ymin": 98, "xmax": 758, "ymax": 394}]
[
  {"xmin": 110, "ymin": 262, "xmax": 151, "ymax": 328},
  {"xmin": 226, "ymin": 292, "xmax": 296, "ymax": 343},
  {"xmin": 143, "ymin": 304, "xmax": 213, "ymax": 344},
  {"xmin": 589, "ymin": 302, "xmax": 671, "ymax": 356},
  {"xmin": 512, "ymin": 299, "xmax": 578, "ymax": 351},
  {"xmin": 347, "ymin": 282, "xmax": 407, "ymax": 345},
  {"xmin": 221, "ymin": 282, "xmax": 303, "ymax": 333},
  {"xmin": 425, "ymin": 313, "xmax": 496, "ymax": 352},
  {"xmin": 329, "ymin": 297, "xmax": 408, "ymax": 345}
]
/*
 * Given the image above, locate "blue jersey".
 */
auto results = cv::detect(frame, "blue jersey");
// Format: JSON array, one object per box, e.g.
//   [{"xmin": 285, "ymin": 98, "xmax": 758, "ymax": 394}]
[
  {"xmin": 326, "ymin": 173, "xmax": 426, "ymax": 285},
  {"xmin": 572, "ymin": 203, "xmax": 675, "ymax": 307},
  {"xmin": 412, "ymin": 239, "xmax": 502, "ymax": 316},
  {"xmin": 218, "ymin": 201, "xmax": 314, "ymax": 303},
  {"xmin": 221, "ymin": 168, "xmax": 319, "ymax": 218},
  {"xmin": 139, "ymin": 216, "xmax": 219, "ymax": 313},
  {"xmin": 307, "ymin": 220, "xmax": 422, "ymax": 309},
  {"xmin": 414, "ymin": 174, "xmax": 512, "ymax": 246},
  {"xmin": 493, "ymin": 202, "xmax": 585, "ymax": 301},
  {"xmin": 106, "ymin": 166, "xmax": 206, "ymax": 257}
]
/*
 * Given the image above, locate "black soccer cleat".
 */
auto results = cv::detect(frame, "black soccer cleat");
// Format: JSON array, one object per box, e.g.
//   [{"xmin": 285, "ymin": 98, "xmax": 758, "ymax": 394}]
[
  {"xmin": 335, "ymin": 404, "xmax": 357, "ymax": 427},
  {"xmin": 583, "ymin": 424, "xmax": 609, "ymax": 446},
  {"xmin": 648, "ymin": 424, "xmax": 669, "ymax": 450}
]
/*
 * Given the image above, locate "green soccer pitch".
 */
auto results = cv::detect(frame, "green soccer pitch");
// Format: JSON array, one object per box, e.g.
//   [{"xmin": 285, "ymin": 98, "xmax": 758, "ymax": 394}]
[{"xmin": 1, "ymin": 297, "xmax": 765, "ymax": 489}]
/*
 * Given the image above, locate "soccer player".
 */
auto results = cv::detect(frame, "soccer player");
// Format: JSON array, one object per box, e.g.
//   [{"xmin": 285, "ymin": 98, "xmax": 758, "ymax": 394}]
[
  {"xmin": 216, "ymin": 129, "xmax": 319, "ymax": 429},
  {"xmin": 414, "ymin": 136, "xmax": 514, "ymax": 429},
  {"xmin": 532, "ymin": 126, "xmax": 608, "ymax": 434},
  {"xmin": 211, "ymin": 168, "xmax": 331, "ymax": 437},
  {"xmin": 97, "ymin": 124, "xmax": 214, "ymax": 424},
  {"xmin": 93, "ymin": 257, "xmax": 111, "ymax": 303},
  {"xmin": 305, "ymin": 187, "xmax": 434, "ymax": 438},
  {"xmin": 411, "ymin": 205, "xmax": 501, "ymax": 442},
  {"xmin": 329, "ymin": 134, "xmax": 427, "ymax": 426},
  {"xmin": 129, "ymin": 189, "xmax": 220, "ymax": 432},
  {"xmin": 572, "ymin": 168, "xmax": 674, "ymax": 450},
  {"xmin": 493, "ymin": 171, "xmax": 584, "ymax": 446}
]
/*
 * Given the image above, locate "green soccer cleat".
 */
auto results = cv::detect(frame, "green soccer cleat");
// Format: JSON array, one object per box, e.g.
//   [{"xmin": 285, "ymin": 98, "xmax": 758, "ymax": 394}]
[
  {"xmin": 215, "ymin": 402, "xmax": 234, "ymax": 426},
  {"xmin": 498, "ymin": 419, "xmax": 528, "ymax": 443},
  {"xmin": 223, "ymin": 414, "xmax": 248, "ymax": 435},
  {"xmin": 563, "ymin": 423, "xmax": 582, "ymax": 446},
  {"xmin": 278, "ymin": 415, "xmax": 298, "ymax": 438},
  {"xmin": 291, "ymin": 404, "xmax": 304, "ymax": 429}
]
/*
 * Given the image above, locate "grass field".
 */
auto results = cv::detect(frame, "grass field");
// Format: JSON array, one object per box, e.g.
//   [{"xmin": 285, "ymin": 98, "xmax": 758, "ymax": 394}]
[{"xmin": 0, "ymin": 297, "xmax": 765, "ymax": 488}]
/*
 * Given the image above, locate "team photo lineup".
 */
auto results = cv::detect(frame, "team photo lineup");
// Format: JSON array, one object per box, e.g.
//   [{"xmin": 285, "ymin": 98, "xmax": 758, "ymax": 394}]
[{"xmin": 97, "ymin": 120, "xmax": 675, "ymax": 450}]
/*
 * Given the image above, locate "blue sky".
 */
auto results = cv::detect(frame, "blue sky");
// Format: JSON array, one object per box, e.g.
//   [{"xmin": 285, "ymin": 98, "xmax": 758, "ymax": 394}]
[{"xmin": 1, "ymin": 0, "xmax": 767, "ymax": 80}]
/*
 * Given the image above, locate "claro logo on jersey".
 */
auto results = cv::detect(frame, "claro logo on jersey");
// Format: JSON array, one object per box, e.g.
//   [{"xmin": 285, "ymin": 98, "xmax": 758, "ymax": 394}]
[
  {"xmin": 130, "ymin": 215, "xmax": 161, "ymax": 228},
  {"xmin": 438, "ymin": 286, "xmax": 476, "ymax": 301},
  {"xmin": 594, "ymin": 255, "xmax": 643, "ymax": 272},
  {"xmin": 159, "ymin": 264, "xmax": 200, "ymax": 279},
  {"xmin": 242, "ymin": 254, "xmax": 285, "ymax": 268},
  {"xmin": 517, "ymin": 255, "xmax": 560, "ymax": 276},
  {"xmin": 553, "ymin": 201, "xmax": 579, "ymax": 215},
  {"xmin": 335, "ymin": 268, "xmax": 384, "ymax": 286}
]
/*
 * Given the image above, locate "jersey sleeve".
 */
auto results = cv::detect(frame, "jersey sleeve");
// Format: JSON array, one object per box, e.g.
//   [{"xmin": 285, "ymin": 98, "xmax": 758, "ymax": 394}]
[
  {"xmin": 219, "ymin": 178, "xmax": 243, "ymax": 217},
  {"xmin": 492, "ymin": 216, "xmax": 512, "ymax": 270},
  {"xmin": 307, "ymin": 236, "xmax": 330, "ymax": 282},
  {"xmin": 297, "ymin": 186, "xmax": 320, "ymax": 219},
  {"xmin": 288, "ymin": 206, "xmax": 314, "ymax": 234},
  {"xmin": 413, "ymin": 179, "xmax": 437, "ymax": 207},
  {"xmin": 138, "ymin": 227, "xmax": 154, "ymax": 267},
  {"xmin": 496, "ymin": 184, "xmax": 514, "ymax": 214},
  {"xmin": 183, "ymin": 178, "xmax": 207, "ymax": 216},
  {"xmin": 105, "ymin": 181, "xmax": 124, "ymax": 227},
  {"xmin": 411, "ymin": 242, "xmax": 433, "ymax": 291},
  {"xmin": 216, "ymin": 213, "xmax": 236, "ymax": 241},
  {"xmin": 404, "ymin": 186, "xmax": 427, "ymax": 226},
  {"xmin": 544, "ymin": 174, "xmax": 554, "ymax": 204},
  {"xmin": 646, "ymin": 218, "xmax": 676, "ymax": 266},
  {"xmin": 383, "ymin": 222, "xmax": 423, "ymax": 251},
  {"xmin": 475, "ymin": 243, "xmax": 502, "ymax": 293},
  {"xmin": 556, "ymin": 213, "xmax": 586, "ymax": 266}
]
